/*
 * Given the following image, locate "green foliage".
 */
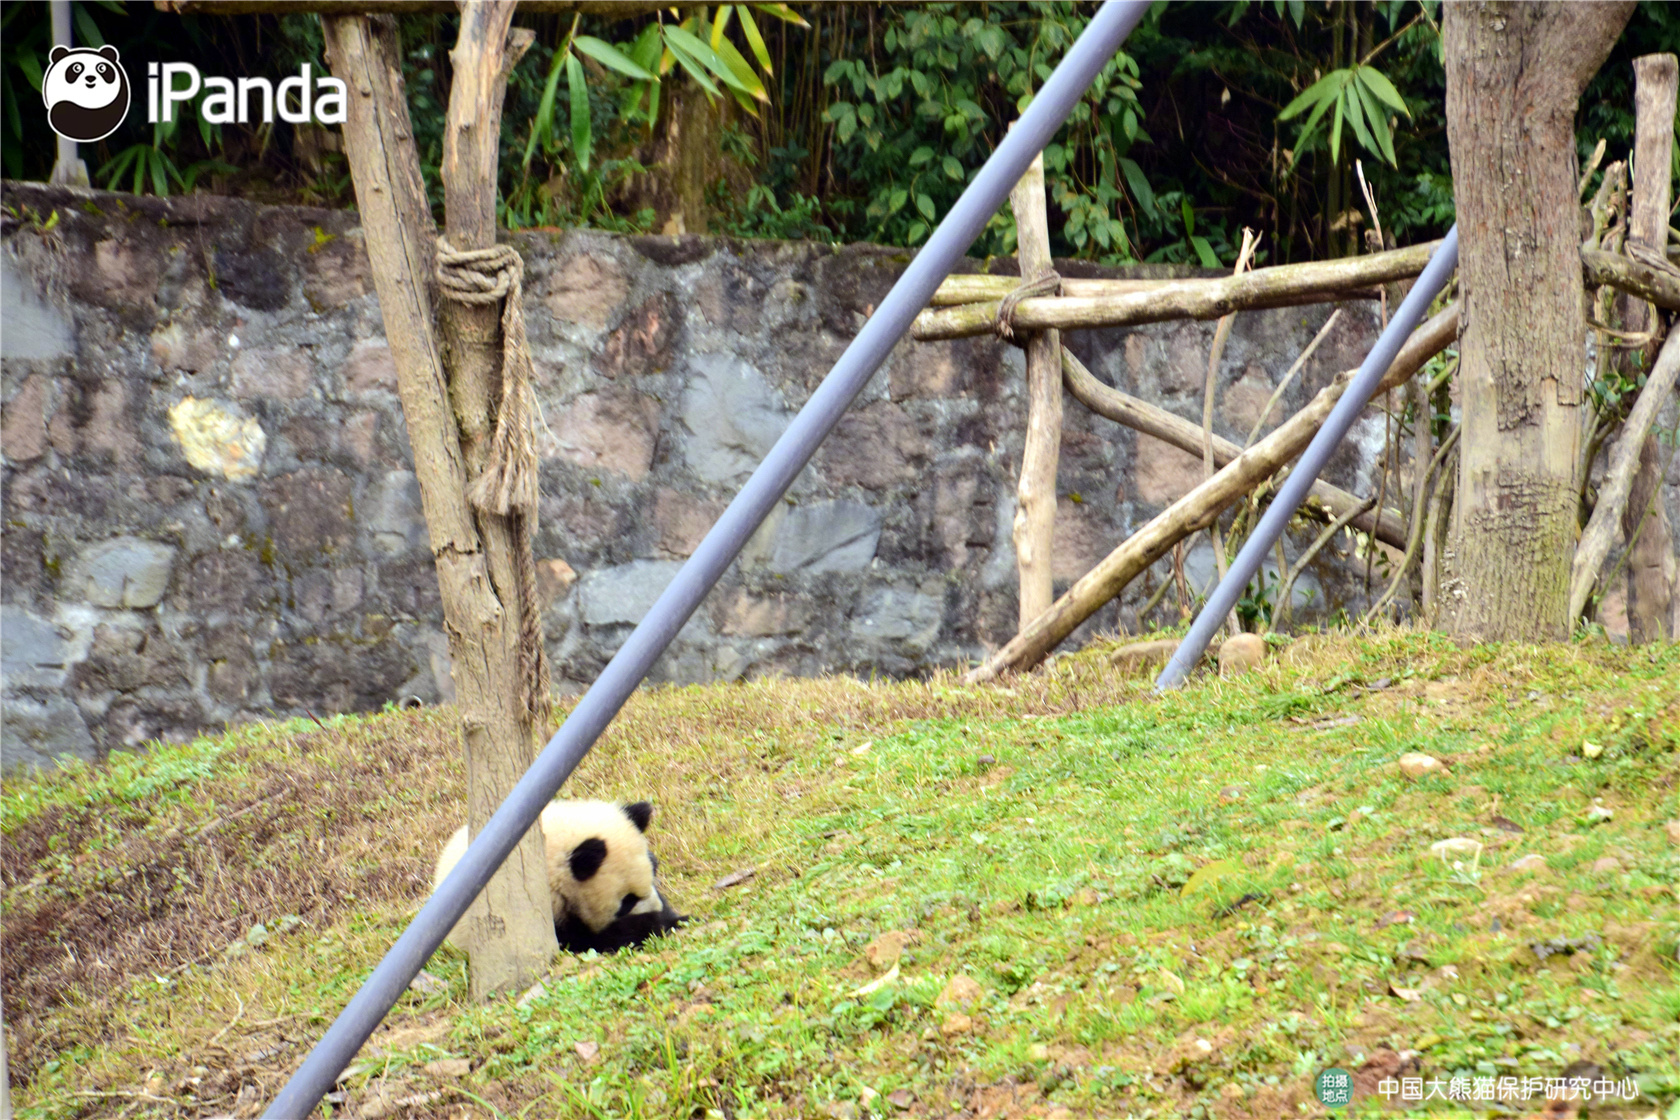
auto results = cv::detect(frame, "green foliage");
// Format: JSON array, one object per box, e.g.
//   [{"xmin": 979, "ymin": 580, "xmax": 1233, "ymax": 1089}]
[
  {"xmin": 820, "ymin": 3, "xmax": 1154, "ymax": 262},
  {"xmin": 1277, "ymin": 64, "xmax": 1410, "ymax": 167}
]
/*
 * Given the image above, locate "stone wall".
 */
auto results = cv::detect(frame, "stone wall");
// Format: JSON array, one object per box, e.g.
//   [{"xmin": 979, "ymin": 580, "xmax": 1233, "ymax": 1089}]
[{"xmin": 6, "ymin": 183, "xmax": 1670, "ymax": 771}]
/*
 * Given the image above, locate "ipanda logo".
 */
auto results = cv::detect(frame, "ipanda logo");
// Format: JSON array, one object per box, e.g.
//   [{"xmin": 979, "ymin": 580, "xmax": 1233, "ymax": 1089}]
[{"xmin": 42, "ymin": 44, "xmax": 132, "ymax": 143}]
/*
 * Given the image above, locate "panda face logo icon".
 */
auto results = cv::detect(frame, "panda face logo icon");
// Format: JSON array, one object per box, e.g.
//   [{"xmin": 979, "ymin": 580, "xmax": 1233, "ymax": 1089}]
[{"xmin": 42, "ymin": 44, "xmax": 131, "ymax": 143}]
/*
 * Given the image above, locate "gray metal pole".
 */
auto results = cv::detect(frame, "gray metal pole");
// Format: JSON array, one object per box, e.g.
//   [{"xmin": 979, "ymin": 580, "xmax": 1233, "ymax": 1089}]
[
  {"xmin": 48, "ymin": 0, "xmax": 90, "ymax": 188},
  {"xmin": 265, "ymin": 3, "xmax": 1151, "ymax": 1114},
  {"xmin": 1153, "ymin": 224, "xmax": 1460, "ymax": 692}
]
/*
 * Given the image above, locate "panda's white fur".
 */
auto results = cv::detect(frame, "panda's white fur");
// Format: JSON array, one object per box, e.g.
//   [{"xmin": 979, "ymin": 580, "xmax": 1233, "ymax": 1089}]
[{"xmin": 434, "ymin": 799, "xmax": 682, "ymax": 953}]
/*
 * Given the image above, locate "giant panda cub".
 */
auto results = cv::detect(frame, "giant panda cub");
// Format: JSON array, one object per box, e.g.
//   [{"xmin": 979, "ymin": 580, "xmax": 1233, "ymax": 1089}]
[{"xmin": 434, "ymin": 799, "xmax": 684, "ymax": 954}]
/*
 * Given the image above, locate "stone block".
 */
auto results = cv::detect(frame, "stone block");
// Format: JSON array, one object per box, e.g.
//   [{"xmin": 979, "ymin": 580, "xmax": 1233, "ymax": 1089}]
[
  {"xmin": 653, "ymin": 488, "xmax": 726, "ymax": 558},
  {"xmin": 1050, "ymin": 500, "xmax": 1110, "ymax": 584},
  {"xmin": 2, "ymin": 375, "xmax": 49, "ymax": 462},
  {"xmin": 341, "ymin": 410, "xmax": 381, "ymax": 465},
  {"xmin": 213, "ymin": 245, "xmax": 294, "ymax": 312},
  {"xmin": 232, "ymin": 347, "xmax": 314, "ymax": 400},
  {"xmin": 262, "ymin": 467, "xmax": 355, "ymax": 562},
  {"xmin": 680, "ymin": 352, "xmax": 790, "ymax": 484},
  {"xmin": 889, "ymin": 339, "xmax": 965, "ymax": 399},
  {"xmin": 850, "ymin": 583, "xmax": 943, "ymax": 647},
  {"xmin": 718, "ymin": 591, "xmax": 810, "ymax": 637},
  {"xmin": 303, "ymin": 233, "xmax": 372, "ymax": 310},
  {"xmin": 545, "ymin": 252, "xmax": 629, "ymax": 330},
  {"xmin": 536, "ymin": 557, "xmax": 578, "ymax": 608},
  {"xmin": 770, "ymin": 500, "xmax": 882, "ymax": 574},
  {"xmin": 343, "ymin": 338, "xmax": 399, "ymax": 395},
  {"xmin": 1220, "ymin": 365, "xmax": 1280, "ymax": 435},
  {"xmin": 1, "ymin": 696, "xmax": 96, "ymax": 774},
  {"xmin": 1133, "ymin": 432, "xmax": 1205, "ymax": 505},
  {"xmin": 1, "ymin": 605, "xmax": 71, "ymax": 689},
  {"xmin": 820, "ymin": 401, "xmax": 930, "ymax": 490},
  {"xmin": 368, "ymin": 470, "xmax": 428, "ymax": 557},
  {"xmin": 73, "ymin": 622, "xmax": 189, "ymax": 692},
  {"xmin": 204, "ymin": 627, "xmax": 258, "ymax": 704},
  {"xmin": 579, "ymin": 560, "xmax": 685, "ymax": 626},
  {"xmin": 150, "ymin": 322, "xmax": 222, "ymax": 373},
  {"xmin": 544, "ymin": 388, "xmax": 659, "ymax": 480},
  {"xmin": 169, "ymin": 396, "xmax": 266, "ymax": 481},
  {"xmin": 268, "ymin": 634, "xmax": 415, "ymax": 714},
  {"xmin": 180, "ymin": 550, "xmax": 270, "ymax": 613},
  {"xmin": 50, "ymin": 379, "xmax": 141, "ymax": 469},
  {"xmin": 1, "ymin": 257, "xmax": 74, "ymax": 360},
  {"xmin": 594, "ymin": 291, "xmax": 680, "ymax": 378},
  {"xmin": 65, "ymin": 537, "xmax": 178, "ymax": 607}
]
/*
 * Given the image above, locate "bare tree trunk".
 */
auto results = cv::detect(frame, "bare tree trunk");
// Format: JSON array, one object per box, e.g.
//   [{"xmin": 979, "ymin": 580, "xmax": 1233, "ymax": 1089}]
[
  {"xmin": 323, "ymin": 9, "xmax": 557, "ymax": 1005},
  {"xmin": 1439, "ymin": 0, "xmax": 1635, "ymax": 641},
  {"xmin": 1620, "ymin": 53, "xmax": 1677, "ymax": 643},
  {"xmin": 1010, "ymin": 154, "xmax": 1061, "ymax": 629},
  {"xmin": 436, "ymin": 2, "xmax": 558, "ymax": 1002}
]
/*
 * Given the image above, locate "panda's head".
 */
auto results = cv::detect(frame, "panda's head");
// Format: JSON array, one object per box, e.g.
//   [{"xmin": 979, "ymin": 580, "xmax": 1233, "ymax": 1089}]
[
  {"xmin": 42, "ymin": 45, "xmax": 130, "ymax": 143},
  {"xmin": 542, "ymin": 799, "xmax": 681, "ymax": 948}
]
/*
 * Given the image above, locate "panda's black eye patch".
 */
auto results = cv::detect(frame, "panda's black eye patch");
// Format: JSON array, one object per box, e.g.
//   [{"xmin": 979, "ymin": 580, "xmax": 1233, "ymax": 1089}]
[
  {"xmin": 97, "ymin": 64, "xmax": 112, "ymax": 79},
  {"xmin": 617, "ymin": 893, "xmax": 640, "ymax": 918},
  {"xmin": 67, "ymin": 63, "xmax": 83, "ymax": 80},
  {"xmin": 568, "ymin": 837, "xmax": 608, "ymax": 882}
]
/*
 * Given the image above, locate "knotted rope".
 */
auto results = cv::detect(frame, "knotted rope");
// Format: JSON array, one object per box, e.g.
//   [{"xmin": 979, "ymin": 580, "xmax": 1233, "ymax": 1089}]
[
  {"xmin": 994, "ymin": 267, "xmax": 1062, "ymax": 343},
  {"xmin": 434, "ymin": 237, "xmax": 552, "ymax": 725}
]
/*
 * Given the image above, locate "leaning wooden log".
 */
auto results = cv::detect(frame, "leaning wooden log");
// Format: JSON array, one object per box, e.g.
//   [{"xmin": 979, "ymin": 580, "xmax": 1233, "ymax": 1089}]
[
  {"xmin": 1581, "ymin": 246, "xmax": 1680, "ymax": 312},
  {"xmin": 1567, "ymin": 323, "xmax": 1680, "ymax": 623},
  {"xmin": 963, "ymin": 302, "xmax": 1460, "ymax": 685},
  {"xmin": 1059, "ymin": 348, "xmax": 1409, "ymax": 550},
  {"xmin": 914, "ymin": 240, "xmax": 1442, "ymax": 340}
]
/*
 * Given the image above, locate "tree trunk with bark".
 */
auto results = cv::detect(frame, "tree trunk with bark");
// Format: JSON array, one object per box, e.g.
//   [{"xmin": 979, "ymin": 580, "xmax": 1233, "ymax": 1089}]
[
  {"xmin": 1439, "ymin": 0, "xmax": 1635, "ymax": 641},
  {"xmin": 1620, "ymin": 53, "xmax": 1677, "ymax": 643},
  {"xmin": 1009, "ymin": 154, "xmax": 1061, "ymax": 630},
  {"xmin": 324, "ymin": 6, "xmax": 557, "ymax": 1004}
]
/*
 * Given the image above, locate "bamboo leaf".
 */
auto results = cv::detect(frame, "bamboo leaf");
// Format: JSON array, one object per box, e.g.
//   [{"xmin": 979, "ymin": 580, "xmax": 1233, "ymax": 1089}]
[
  {"xmin": 1355, "ymin": 65, "xmax": 1411, "ymax": 117},
  {"xmin": 665, "ymin": 24, "xmax": 752, "ymax": 95},
  {"xmin": 713, "ymin": 33, "xmax": 769, "ymax": 102},
  {"xmin": 1190, "ymin": 234, "xmax": 1220, "ymax": 269},
  {"xmin": 573, "ymin": 35, "xmax": 657, "ymax": 82},
  {"xmin": 750, "ymin": 3, "xmax": 809, "ymax": 28},
  {"xmin": 1351, "ymin": 77, "xmax": 1398, "ymax": 165},
  {"xmin": 1329, "ymin": 91, "xmax": 1344, "ymax": 164},
  {"xmin": 1278, "ymin": 70, "xmax": 1347, "ymax": 121},
  {"xmin": 567, "ymin": 51, "xmax": 591, "ymax": 173},
  {"xmin": 737, "ymin": 6, "xmax": 773, "ymax": 75},
  {"xmin": 662, "ymin": 31, "xmax": 722, "ymax": 98},
  {"xmin": 711, "ymin": 5, "xmax": 732, "ymax": 49},
  {"xmin": 1287, "ymin": 0, "xmax": 1305, "ymax": 27},
  {"xmin": 1342, "ymin": 85, "xmax": 1376, "ymax": 161},
  {"xmin": 525, "ymin": 49, "xmax": 566, "ymax": 168}
]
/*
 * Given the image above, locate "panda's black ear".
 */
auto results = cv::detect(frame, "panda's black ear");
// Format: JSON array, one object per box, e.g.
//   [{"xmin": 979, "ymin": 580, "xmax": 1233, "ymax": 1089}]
[
  {"xmin": 97, "ymin": 45, "xmax": 121, "ymax": 63},
  {"xmin": 568, "ymin": 837, "xmax": 608, "ymax": 882},
  {"xmin": 623, "ymin": 801, "xmax": 654, "ymax": 833},
  {"xmin": 50, "ymin": 45, "xmax": 70, "ymax": 64}
]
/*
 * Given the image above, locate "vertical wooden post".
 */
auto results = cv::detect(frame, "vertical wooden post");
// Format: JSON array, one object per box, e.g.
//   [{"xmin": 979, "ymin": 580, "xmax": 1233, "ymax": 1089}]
[
  {"xmin": 1620, "ymin": 53, "xmax": 1677, "ymax": 642},
  {"xmin": 1010, "ymin": 153, "xmax": 1062, "ymax": 630},
  {"xmin": 324, "ymin": 8, "xmax": 557, "ymax": 1003}
]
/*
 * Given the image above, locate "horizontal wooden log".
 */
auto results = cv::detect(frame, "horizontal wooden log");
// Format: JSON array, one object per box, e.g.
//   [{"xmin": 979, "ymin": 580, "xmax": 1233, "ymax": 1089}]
[
  {"xmin": 1582, "ymin": 246, "xmax": 1680, "ymax": 311},
  {"xmin": 915, "ymin": 240, "xmax": 1442, "ymax": 339},
  {"xmin": 932, "ymin": 275, "xmax": 1176, "ymax": 306},
  {"xmin": 962, "ymin": 301, "xmax": 1460, "ymax": 684},
  {"xmin": 1059, "ymin": 347, "xmax": 1409, "ymax": 549}
]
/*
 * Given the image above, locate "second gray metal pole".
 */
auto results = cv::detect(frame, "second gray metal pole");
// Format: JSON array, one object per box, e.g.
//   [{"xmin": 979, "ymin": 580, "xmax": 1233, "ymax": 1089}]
[
  {"xmin": 265, "ymin": 3, "xmax": 1152, "ymax": 1115},
  {"xmin": 1154, "ymin": 224, "xmax": 1460, "ymax": 691}
]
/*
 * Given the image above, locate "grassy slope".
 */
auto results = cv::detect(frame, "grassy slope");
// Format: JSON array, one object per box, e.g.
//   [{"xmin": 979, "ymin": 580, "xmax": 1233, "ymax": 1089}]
[{"xmin": 3, "ymin": 632, "xmax": 1678, "ymax": 1120}]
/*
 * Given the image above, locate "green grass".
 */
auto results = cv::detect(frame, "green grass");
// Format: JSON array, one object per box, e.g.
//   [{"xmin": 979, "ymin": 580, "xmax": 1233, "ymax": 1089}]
[{"xmin": 4, "ymin": 631, "xmax": 1678, "ymax": 1119}]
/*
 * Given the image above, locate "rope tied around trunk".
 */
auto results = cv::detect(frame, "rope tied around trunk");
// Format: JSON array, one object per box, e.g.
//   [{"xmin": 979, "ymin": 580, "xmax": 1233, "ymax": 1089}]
[
  {"xmin": 434, "ymin": 237, "xmax": 552, "ymax": 725},
  {"xmin": 994, "ymin": 267, "xmax": 1062, "ymax": 343}
]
